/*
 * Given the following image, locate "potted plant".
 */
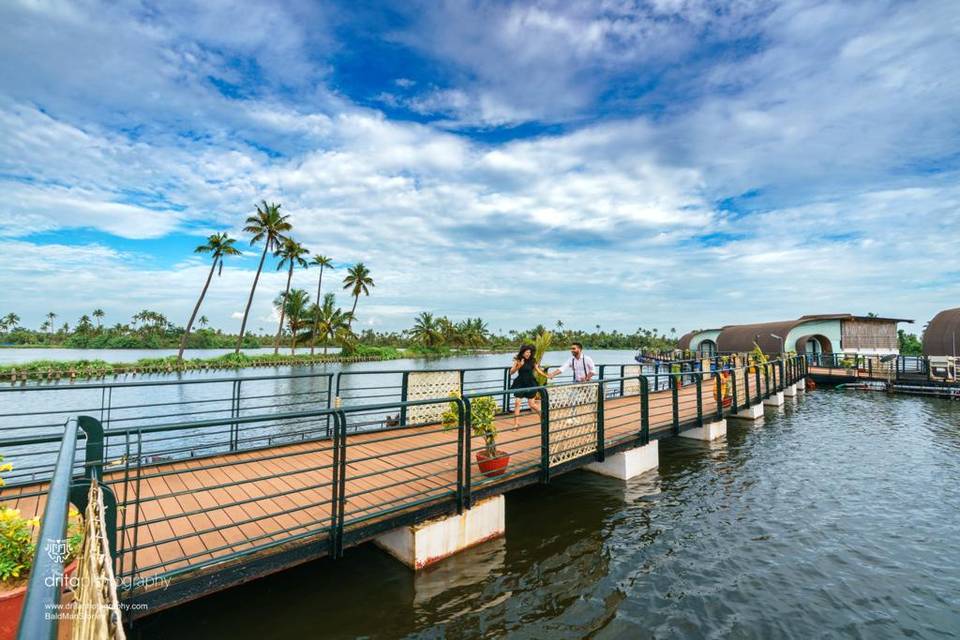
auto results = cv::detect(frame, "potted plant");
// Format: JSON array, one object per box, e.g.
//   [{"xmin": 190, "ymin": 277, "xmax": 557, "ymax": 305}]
[
  {"xmin": 840, "ymin": 357, "xmax": 856, "ymax": 375},
  {"xmin": 749, "ymin": 343, "xmax": 767, "ymax": 374},
  {"xmin": 671, "ymin": 363, "xmax": 683, "ymax": 388},
  {"xmin": 0, "ymin": 458, "xmax": 82, "ymax": 640},
  {"xmin": 714, "ymin": 371, "xmax": 733, "ymax": 408},
  {"xmin": 442, "ymin": 393, "xmax": 509, "ymax": 477}
]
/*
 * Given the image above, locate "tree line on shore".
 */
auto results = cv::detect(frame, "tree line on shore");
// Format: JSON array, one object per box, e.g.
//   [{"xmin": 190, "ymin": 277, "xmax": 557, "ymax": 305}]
[{"xmin": 0, "ymin": 308, "xmax": 680, "ymax": 355}]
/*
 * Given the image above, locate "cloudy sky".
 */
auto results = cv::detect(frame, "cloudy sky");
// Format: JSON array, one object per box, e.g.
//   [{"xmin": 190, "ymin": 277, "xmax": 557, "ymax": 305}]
[{"xmin": 1, "ymin": 0, "xmax": 958, "ymax": 335}]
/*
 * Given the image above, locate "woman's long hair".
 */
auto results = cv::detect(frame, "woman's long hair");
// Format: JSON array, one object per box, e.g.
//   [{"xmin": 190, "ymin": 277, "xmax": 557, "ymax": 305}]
[{"xmin": 515, "ymin": 344, "xmax": 535, "ymax": 362}]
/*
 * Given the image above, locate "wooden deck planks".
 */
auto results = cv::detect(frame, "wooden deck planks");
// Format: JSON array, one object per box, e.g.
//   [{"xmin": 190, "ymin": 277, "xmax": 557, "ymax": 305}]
[{"xmin": 1, "ymin": 386, "xmax": 721, "ymax": 585}]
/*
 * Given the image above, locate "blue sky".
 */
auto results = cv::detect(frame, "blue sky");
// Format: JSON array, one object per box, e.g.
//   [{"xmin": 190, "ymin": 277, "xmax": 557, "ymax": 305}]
[{"xmin": 1, "ymin": 0, "xmax": 958, "ymax": 334}]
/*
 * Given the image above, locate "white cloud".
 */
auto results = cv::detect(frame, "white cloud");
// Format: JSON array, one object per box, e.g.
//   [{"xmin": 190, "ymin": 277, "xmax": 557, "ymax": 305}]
[{"xmin": 0, "ymin": 0, "xmax": 957, "ymax": 335}]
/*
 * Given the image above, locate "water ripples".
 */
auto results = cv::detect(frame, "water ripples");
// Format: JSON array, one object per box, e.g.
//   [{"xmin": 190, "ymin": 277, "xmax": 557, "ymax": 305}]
[{"xmin": 139, "ymin": 390, "xmax": 960, "ymax": 640}]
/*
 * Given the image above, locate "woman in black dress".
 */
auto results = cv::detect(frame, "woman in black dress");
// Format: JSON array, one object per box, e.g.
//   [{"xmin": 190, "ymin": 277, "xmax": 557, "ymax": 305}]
[{"xmin": 510, "ymin": 344, "xmax": 549, "ymax": 426}]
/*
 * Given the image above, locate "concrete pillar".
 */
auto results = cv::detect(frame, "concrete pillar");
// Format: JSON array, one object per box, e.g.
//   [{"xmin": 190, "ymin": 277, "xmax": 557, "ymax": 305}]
[
  {"xmin": 795, "ymin": 380, "xmax": 806, "ymax": 394},
  {"xmin": 730, "ymin": 403, "xmax": 763, "ymax": 420},
  {"xmin": 679, "ymin": 420, "xmax": 726, "ymax": 441},
  {"xmin": 763, "ymin": 391, "xmax": 784, "ymax": 407},
  {"xmin": 374, "ymin": 496, "xmax": 505, "ymax": 570},
  {"xmin": 584, "ymin": 440, "xmax": 658, "ymax": 480},
  {"xmin": 783, "ymin": 383, "xmax": 797, "ymax": 397}
]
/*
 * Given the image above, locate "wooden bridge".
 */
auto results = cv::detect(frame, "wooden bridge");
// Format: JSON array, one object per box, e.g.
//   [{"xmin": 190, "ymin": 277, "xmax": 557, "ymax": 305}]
[{"xmin": 2, "ymin": 356, "xmax": 805, "ymax": 632}]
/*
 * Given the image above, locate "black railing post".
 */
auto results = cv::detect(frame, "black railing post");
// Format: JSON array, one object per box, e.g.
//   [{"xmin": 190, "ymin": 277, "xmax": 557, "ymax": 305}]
[
  {"xmin": 502, "ymin": 368, "xmax": 511, "ymax": 412},
  {"xmin": 596, "ymin": 381, "xmax": 606, "ymax": 462},
  {"xmin": 755, "ymin": 366, "xmax": 762, "ymax": 403},
  {"xmin": 764, "ymin": 364, "xmax": 771, "ymax": 398},
  {"xmin": 234, "ymin": 379, "xmax": 242, "ymax": 451},
  {"xmin": 334, "ymin": 410, "xmax": 347, "ymax": 558},
  {"xmin": 464, "ymin": 398, "xmax": 473, "ymax": 509},
  {"xmin": 539, "ymin": 387, "xmax": 551, "ymax": 484},
  {"xmin": 399, "ymin": 371, "xmax": 410, "ymax": 426},
  {"xmin": 455, "ymin": 396, "xmax": 465, "ymax": 515},
  {"xmin": 78, "ymin": 415, "xmax": 105, "ymax": 482},
  {"xmin": 743, "ymin": 368, "xmax": 750, "ymax": 407},
  {"xmin": 715, "ymin": 373, "xmax": 723, "ymax": 419},
  {"xmin": 671, "ymin": 376, "xmax": 680, "ymax": 435},
  {"xmin": 640, "ymin": 377, "xmax": 650, "ymax": 445},
  {"xmin": 329, "ymin": 410, "xmax": 341, "ymax": 558},
  {"xmin": 324, "ymin": 375, "xmax": 333, "ymax": 438},
  {"xmin": 619, "ymin": 365, "xmax": 626, "ymax": 397},
  {"xmin": 696, "ymin": 373, "xmax": 703, "ymax": 427}
]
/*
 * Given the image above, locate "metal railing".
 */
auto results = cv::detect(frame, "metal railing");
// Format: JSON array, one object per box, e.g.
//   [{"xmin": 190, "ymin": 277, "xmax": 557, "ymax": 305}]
[
  {"xmin": 13, "ymin": 356, "xmax": 805, "ymax": 628},
  {"xmin": 0, "ymin": 360, "xmax": 712, "ymax": 486}
]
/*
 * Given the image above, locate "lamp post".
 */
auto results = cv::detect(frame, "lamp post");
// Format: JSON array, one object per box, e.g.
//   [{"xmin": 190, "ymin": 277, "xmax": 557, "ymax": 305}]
[{"xmin": 770, "ymin": 333, "xmax": 784, "ymax": 354}]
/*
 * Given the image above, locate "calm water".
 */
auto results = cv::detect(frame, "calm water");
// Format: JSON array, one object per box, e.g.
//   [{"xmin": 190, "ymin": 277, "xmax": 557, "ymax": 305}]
[
  {"xmin": 0, "ymin": 347, "xmax": 340, "ymax": 365},
  {"xmin": 133, "ymin": 390, "xmax": 960, "ymax": 639}
]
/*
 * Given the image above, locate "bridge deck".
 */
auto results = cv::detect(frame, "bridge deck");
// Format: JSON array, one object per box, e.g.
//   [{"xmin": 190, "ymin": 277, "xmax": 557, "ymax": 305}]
[{"xmin": 3, "ymin": 387, "xmax": 716, "ymax": 582}]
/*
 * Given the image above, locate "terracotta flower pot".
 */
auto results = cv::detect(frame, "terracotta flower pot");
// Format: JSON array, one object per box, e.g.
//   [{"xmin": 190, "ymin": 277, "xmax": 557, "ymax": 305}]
[
  {"xmin": 0, "ymin": 560, "xmax": 77, "ymax": 640},
  {"xmin": 476, "ymin": 450, "xmax": 510, "ymax": 477}
]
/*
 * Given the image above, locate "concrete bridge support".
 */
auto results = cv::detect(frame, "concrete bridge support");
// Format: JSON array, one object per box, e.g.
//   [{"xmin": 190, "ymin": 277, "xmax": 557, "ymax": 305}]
[
  {"xmin": 730, "ymin": 403, "xmax": 763, "ymax": 420},
  {"xmin": 679, "ymin": 419, "xmax": 727, "ymax": 441},
  {"xmin": 763, "ymin": 391, "xmax": 785, "ymax": 407},
  {"xmin": 584, "ymin": 441, "xmax": 659, "ymax": 480},
  {"xmin": 783, "ymin": 383, "xmax": 797, "ymax": 397},
  {"xmin": 373, "ymin": 496, "xmax": 505, "ymax": 570}
]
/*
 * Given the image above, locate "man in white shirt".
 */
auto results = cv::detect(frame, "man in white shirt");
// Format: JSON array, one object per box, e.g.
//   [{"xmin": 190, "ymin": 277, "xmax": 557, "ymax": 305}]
[{"xmin": 550, "ymin": 342, "xmax": 595, "ymax": 382}]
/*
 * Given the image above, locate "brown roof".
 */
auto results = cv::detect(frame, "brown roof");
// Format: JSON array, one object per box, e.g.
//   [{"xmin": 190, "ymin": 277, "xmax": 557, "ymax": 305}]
[
  {"xmin": 923, "ymin": 308, "xmax": 960, "ymax": 356},
  {"xmin": 715, "ymin": 314, "xmax": 912, "ymax": 353},
  {"xmin": 716, "ymin": 320, "xmax": 806, "ymax": 354},
  {"xmin": 677, "ymin": 329, "xmax": 721, "ymax": 350}
]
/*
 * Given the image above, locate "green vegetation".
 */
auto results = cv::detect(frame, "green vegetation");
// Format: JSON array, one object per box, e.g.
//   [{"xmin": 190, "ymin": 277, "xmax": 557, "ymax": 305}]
[{"xmin": 898, "ymin": 329, "xmax": 923, "ymax": 356}]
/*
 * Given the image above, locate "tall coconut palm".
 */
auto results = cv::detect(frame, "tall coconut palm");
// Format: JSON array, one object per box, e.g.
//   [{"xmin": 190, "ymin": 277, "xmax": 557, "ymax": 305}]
[
  {"xmin": 309, "ymin": 255, "xmax": 334, "ymax": 355},
  {"xmin": 198, "ymin": 315, "xmax": 209, "ymax": 328},
  {"xmin": 2, "ymin": 313, "xmax": 19, "ymax": 332},
  {"xmin": 92, "ymin": 308, "xmax": 105, "ymax": 329},
  {"xmin": 46, "ymin": 312, "xmax": 57, "ymax": 336},
  {"xmin": 178, "ymin": 232, "xmax": 241, "ymax": 362},
  {"xmin": 342, "ymin": 262, "xmax": 374, "ymax": 327},
  {"xmin": 236, "ymin": 201, "xmax": 292, "ymax": 354},
  {"xmin": 273, "ymin": 238, "xmax": 310, "ymax": 354}
]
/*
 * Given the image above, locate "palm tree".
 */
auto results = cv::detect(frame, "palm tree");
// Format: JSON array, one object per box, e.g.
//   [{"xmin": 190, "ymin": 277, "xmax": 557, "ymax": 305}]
[
  {"xmin": 198, "ymin": 315, "xmax": 209, "ymax": 328},
  {"xmin": 410, "ymin": 312, "xmax": 443, "ymax": 347},
  {"xmin": 280, "ymin": 289, "xmax": 311, "ymax": 354},
  {"xmin": 2, "ymin": 313, "xmax": 19, "ymax": 332},
  {"xmin": 309, "ymin": 255, "xmax": 334, "ymax": 355},
  {"xmin": 46, "ymin": 312, "xmax": 57, "ymax": 336},
  {"xmin": 92, "ymin": 308, "xmax": 105, "ymax": 329},
  {"xmin": 236, "ymin": 201, "xmax": 292, "ymax": 354},
  {"xmin": 313, "ymin": 293, "xmax": 351, "ymax": 355},
  {"xmin": 273, "ymin": 238, "xmax": 310, "ymax": 354},
  {"xmin": 342, "ymin": 263, "xmax": 374, "ymax": 327},
  {"xmin": 178, "ymin": 233, "xmax": 241, "ymax": 362}
]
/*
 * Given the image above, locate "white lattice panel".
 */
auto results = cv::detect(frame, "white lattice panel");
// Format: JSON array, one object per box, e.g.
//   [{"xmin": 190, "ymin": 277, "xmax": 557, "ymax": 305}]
[
  {"xmin": 622, "ymin": 365, "xmax": 642, "ymax": 396},
  {"xmin": 406, "ymin": 370, "xmax": 461, "ymax": 425},
  {"xmin": 548, "ymin": 384, "xmax": 598, "ymax": 466}
]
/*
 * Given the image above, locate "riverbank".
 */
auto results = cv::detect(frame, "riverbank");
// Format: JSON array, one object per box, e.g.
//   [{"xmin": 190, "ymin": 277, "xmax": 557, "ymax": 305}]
[{"xmin": 0, "ymin": 347, "xmax": 407, "ymax": 381}]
